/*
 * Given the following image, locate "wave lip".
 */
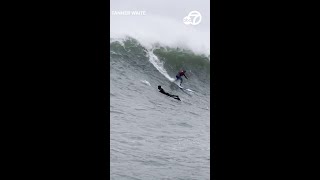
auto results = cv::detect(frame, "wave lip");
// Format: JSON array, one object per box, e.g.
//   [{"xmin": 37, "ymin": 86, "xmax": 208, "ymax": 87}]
[
  {"xmin": 110, "ymin": 36, "xmax": 210, "ymax": 94},
  {"xmin": 111, "ymin": 13, "xmax": 210, "ymax": 56}
]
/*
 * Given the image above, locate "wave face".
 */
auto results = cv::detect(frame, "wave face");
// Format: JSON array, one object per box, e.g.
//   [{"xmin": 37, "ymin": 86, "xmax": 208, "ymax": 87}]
[
  {"xmin": 110, "ymin": 36, "xmax": 210, "ymax": 180},
  {"xmin": 110, "ymin": 36, "xmax": 210, "ymax": 94}
]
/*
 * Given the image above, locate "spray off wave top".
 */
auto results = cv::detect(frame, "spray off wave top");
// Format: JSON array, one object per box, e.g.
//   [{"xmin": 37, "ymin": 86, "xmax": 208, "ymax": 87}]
[{"xmin": 110, "ymin": 36, "xmax": 210, "ymax": 93}]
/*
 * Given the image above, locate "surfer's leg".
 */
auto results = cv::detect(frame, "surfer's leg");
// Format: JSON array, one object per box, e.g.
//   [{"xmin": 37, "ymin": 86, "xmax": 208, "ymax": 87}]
[
  {"xmin": 180, "ymin": 78, "xmax": 183, "ymax": 85},
  {"xmin": 175, "ymin": 75, "xmax": 179, "ymax": 82}
]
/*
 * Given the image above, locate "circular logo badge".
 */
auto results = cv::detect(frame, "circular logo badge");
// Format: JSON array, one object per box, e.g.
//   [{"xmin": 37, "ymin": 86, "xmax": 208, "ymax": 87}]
[{"xmin": 183, "ymin": 11, "xmax": 202, "ymax": 25}]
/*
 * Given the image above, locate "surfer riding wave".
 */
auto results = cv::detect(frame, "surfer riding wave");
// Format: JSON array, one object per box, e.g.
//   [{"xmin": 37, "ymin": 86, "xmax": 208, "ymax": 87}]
[{"xmin": 175, "ymin": 69, "xmax": 188, "ymax": 86}]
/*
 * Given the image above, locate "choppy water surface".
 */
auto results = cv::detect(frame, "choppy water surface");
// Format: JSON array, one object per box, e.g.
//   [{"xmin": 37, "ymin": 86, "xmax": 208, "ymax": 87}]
[{"xmin": 110, "ymin": 37, "xmax": 210, "ymax": 180}]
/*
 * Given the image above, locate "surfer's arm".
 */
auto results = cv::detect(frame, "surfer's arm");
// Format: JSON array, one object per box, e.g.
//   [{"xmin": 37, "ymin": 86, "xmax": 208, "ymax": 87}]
[{"xmin": 184, "ymin": 74, "xmax": 188, "ymax": 79}]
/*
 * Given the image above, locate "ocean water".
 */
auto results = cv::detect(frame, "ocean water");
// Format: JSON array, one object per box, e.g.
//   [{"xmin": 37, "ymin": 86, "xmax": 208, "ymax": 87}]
[{"xmin": 110, "ymin": 37, "xmax": 210, "ymax": 180}]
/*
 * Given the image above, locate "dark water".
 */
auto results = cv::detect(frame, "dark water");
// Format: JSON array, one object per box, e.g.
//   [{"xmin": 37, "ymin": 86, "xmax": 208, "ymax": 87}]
[{"xmin": 110, "ymin": 37, "xmax": 210, "ymax": 180}]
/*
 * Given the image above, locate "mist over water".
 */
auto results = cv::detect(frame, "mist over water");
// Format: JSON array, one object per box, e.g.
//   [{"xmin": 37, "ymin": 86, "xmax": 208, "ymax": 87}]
[
  {"xmin": 111, "ymin": 15, "xmax": 210, "ymax": 55},
  {"xmin": 111, "ymin": 0, "xmax": 210, "ymax": 55}
]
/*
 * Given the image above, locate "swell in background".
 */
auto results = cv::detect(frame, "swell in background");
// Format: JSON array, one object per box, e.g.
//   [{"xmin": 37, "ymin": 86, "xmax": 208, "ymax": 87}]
[{"xmin": 110, "ymin": 36, "xmax": 210, "ymax": 95}]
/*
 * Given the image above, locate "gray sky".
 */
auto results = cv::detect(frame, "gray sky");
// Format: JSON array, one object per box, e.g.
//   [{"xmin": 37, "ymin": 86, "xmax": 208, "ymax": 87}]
[{"xmin": 110, "ymin": 0, "xmax": 210, "ymax": 55}]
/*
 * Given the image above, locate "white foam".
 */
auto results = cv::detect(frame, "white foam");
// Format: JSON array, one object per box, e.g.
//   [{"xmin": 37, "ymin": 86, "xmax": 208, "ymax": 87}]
[
  {"xmin": 140, "ymin": 80, "xmax": 151, "ymax": 86},
  {"xmin": 185, "ymin": 89, "xmax": 195, "ymax": 93},
  {"xmin": 146, "ymin": 49, "xmax": 175, "ymax": 82},
  {"xmin": 111, "ymin": 14, "xmax": 210, "ymax": 56}
]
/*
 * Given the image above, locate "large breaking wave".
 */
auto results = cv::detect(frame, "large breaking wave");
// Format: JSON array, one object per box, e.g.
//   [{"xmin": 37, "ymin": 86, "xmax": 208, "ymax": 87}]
[{"xmin": 110, "ymin": 36, "xmax": 210, "ymax": 95}]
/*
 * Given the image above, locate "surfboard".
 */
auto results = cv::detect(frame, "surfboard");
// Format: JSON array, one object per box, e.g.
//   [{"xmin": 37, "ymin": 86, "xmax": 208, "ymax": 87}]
[
  {"xmin": 172, "ymin": 80, "xmax": 194, "ymax": 92},
  {"xmin": 173, "ymin": 81, "xmax": 184, "ymax": 89},
  {"xmin": 176, "ymin": 82, "xmax": 195, "ymax": 93}
]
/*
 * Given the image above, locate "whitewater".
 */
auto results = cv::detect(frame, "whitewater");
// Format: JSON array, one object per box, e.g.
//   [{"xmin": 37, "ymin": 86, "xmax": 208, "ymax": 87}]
[
  {"xmin": 110, "ymin": 1, "xmax": 210, "ymax": 178},
  {"xmin": 110, "ymin": 36, "xmax": 210, "ymax": 180}
]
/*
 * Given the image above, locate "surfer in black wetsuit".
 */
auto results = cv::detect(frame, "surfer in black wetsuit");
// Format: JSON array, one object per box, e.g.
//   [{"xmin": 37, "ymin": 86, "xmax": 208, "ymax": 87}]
[{"xmin": 158, "ymin": 86, "xmax": 181, "ymax": 101}]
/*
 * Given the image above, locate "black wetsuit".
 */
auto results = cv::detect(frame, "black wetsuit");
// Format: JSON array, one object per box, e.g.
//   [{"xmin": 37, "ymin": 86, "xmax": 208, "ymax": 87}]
[{"xmin": 159, "ymin": 87, "xmax": 181, "ymax": 101}]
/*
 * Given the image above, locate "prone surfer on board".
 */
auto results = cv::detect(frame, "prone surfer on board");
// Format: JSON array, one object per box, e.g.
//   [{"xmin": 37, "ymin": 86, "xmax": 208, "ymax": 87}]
[
  {"xmin": 158, "ymin": 86, "xmax": 181, "ymax": 101},
  {"xmin": 175, "ymin": 69, "xmax": 188, "ymax": 86}
]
